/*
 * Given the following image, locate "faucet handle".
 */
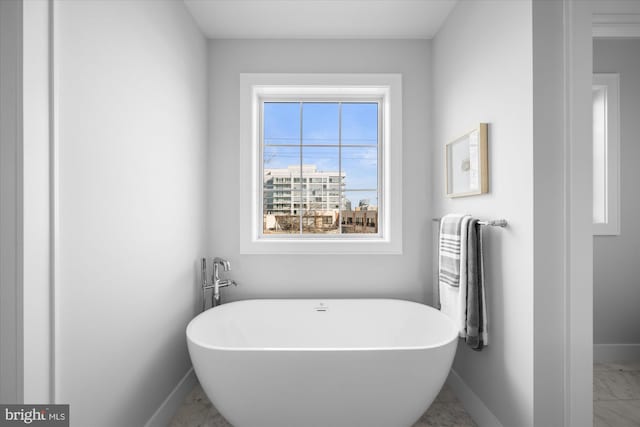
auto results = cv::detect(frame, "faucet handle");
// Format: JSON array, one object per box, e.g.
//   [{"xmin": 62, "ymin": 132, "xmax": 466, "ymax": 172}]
[
  {"xmin": 217, "ymin": 279, "xmax": 237, "ymax": 288},
  {"xmin": 212, "ymin": 257, "xmax": 231, "ymax": 271}
]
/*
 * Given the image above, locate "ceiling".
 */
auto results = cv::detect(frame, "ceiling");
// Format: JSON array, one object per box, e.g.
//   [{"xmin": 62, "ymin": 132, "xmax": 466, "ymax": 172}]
[{"xmin": 183, "ymin": 0, "xmax": 458, "ymax": 39}]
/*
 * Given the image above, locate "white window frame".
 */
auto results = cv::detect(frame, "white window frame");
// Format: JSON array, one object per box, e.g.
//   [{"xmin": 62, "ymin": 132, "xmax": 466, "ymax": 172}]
[
  {"xmin": 239, "ymin": 73, "xmax": 403, "ymax": 254},
  {"xmin": 592, "ymin": 73, "xmax": 620, "ymax": 236}
]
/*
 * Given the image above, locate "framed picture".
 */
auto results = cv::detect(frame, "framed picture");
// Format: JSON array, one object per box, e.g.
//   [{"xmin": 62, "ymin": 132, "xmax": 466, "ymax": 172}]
[{"xmin": 445, "ymin": 123, "xmax": 488, "ymax": 198}]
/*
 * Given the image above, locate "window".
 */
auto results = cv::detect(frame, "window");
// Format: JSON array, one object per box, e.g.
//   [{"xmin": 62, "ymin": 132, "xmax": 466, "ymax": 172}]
[
  {"xmin": 592, "ymin": 73, "xmax": 620, "ymax": 236},
  {"xmin": 262, "ymin": 101, "xmax": 379, "ymax": 236},
  {"xmin": 239, "ymin": 74, "xmax": 402, "ymax": 254}
]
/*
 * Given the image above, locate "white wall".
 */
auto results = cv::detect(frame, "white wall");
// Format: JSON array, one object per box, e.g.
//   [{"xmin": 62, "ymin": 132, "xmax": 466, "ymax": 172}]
[
  {"xmin": 532, "ymin": 2, "xmax": 594, "ymax": 424},
  {"xmin": 432, "ymin": 1, "xmax": 534, "ymax": 426},
  {"xmin": 23, "ymin": 0, "xmax": 51, "ymax": 403},
  {"xmin": 531, "ymin": 1, "xmax": 568, "ymax": 424},
  {"xmin": 592, "ymin": 0, "xmax": 640, "ymax": 15},
  {"xmin": 208, "ymin": 40, "xmax": 432, "ymax": 302},
  {"xmin": 55, "ymin": 1, "xmax": 207, "ymax": 425},
  {"xmin": 593, "ymin": 39, "xmax": 640, "ymax": 345},
  {"xmin": 0, "ymin": 0, "xmax": 24, "ymax": 404}
]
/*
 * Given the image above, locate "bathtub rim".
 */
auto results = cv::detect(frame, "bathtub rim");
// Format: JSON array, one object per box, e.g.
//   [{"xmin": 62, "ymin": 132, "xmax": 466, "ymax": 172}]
[{"xmin": 186, "ymin": 298, "xmax": 459, "ymax": 353}]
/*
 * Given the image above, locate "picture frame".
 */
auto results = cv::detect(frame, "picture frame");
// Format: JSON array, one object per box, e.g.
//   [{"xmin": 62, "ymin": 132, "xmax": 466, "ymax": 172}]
[{"xmin": 445, "ymin": 123, "xmax": 488, "ymax": 198}]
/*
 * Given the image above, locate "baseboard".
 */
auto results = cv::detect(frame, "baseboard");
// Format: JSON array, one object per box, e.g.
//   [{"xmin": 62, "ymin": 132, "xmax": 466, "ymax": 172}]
[
  {"xmin": 594, "ymin": 343, "xmax": 640, "ymax": 362},
  {"xmin": 446, "ymin": 369, "xmax": 503, "ymax": 427},
  {"xmin": 144, "ymin": 367, "xmax": 197, "ymax": 427}
]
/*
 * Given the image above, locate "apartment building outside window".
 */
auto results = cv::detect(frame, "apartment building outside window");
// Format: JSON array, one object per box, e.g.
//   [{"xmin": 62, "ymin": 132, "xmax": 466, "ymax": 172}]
[{"xmin": 262, "ymin": 101, "xmax": 379, "ymax": 236}]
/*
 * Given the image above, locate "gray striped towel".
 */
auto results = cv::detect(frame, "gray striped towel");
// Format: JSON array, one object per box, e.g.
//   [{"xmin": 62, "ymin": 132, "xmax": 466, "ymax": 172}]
[
  {"xmin": 439, "ymin": 214, "xmax": 468, "ymax": 288},
  {"xmin": 437, "ymin": 213, "xmax": 488, "ymax": 349}
]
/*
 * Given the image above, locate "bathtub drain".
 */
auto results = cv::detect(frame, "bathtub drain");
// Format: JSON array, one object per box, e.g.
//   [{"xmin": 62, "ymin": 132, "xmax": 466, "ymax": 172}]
[{"xmin": 314, "ymin": 303, "xmax": 328, "ymax": 312}]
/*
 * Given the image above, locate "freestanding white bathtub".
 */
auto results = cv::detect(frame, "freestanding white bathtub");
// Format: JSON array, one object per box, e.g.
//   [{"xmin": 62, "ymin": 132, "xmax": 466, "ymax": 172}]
[{"xmin": 186, "ymin": 299, "xmax": 458, "ymax": 427}]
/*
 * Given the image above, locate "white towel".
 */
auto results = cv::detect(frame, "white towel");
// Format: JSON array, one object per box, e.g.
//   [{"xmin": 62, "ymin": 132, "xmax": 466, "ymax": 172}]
[{"xmin": 438, "ymin": 214, "xmax": 471, "ymax": 337}]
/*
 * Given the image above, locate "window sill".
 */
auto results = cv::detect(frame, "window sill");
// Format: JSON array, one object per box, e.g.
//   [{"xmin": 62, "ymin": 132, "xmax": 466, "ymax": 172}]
[{"xmin": 240, "ymin": 237, "xmax": 402, "ymax": 255}]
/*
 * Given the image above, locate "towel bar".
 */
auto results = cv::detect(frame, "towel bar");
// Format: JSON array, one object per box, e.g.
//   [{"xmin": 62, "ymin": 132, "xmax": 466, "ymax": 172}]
[{"xmin": 431, "ymin": 218, "xmax": 508, "ymax": 227}]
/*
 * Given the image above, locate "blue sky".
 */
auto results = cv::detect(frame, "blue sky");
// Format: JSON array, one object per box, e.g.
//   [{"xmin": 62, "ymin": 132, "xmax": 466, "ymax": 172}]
[{"xmin": 263, "ymin": 102, "xmax": 378, "ymax": 204}]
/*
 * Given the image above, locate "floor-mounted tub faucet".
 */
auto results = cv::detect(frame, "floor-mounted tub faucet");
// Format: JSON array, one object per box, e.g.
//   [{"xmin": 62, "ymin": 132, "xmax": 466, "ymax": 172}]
[
  {"xmin": 211, "ymin": 257, "xmax": 237, "ymax": 308},
  {"xmin": 201, "ymin": 257, "xmax": 238, "ymax": 310}
]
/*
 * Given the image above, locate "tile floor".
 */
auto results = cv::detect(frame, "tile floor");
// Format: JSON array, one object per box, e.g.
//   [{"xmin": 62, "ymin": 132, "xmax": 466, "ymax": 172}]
[
  {"xmin": 169, "ymin": 382, "xmax": 477, "ymax": 427},
  {"xmin": 171, "ymin": 361, "xmax": 640, "ymax": 427},
  {"xmin": 594, "ymin": 360, "xmax": 640, "ymax": 427}
]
